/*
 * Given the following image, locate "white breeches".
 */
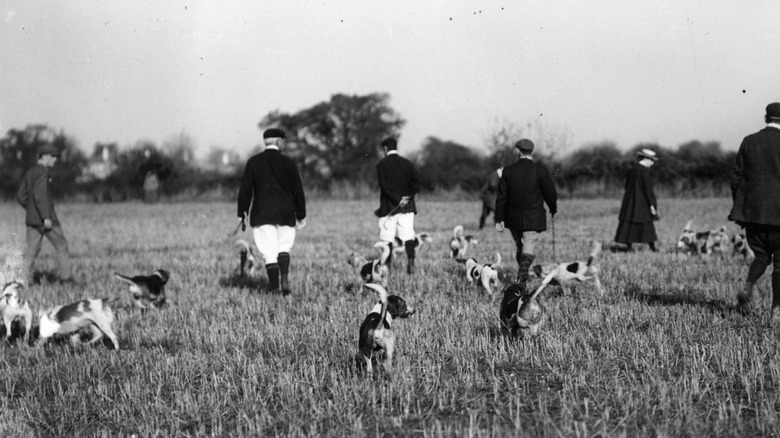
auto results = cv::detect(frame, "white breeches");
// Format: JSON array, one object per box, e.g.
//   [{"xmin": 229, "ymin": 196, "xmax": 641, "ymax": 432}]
[
  {"xmin": 252, "ymin": 225, "xmax": 296, "ymax": 264},
  {"xmin": 378, "ymin": 213, "xmax": 415, "ymax": 243}
]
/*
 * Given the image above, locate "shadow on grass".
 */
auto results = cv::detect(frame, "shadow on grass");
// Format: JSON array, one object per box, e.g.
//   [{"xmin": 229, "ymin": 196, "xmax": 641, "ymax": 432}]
[
  {"xmin": 624, "ymin": 282, "xmax": 739, "ymax": 316},
  {"xmin": 219, "ymin": 274, "xmax": 267, "ymax": 290},
  {"xmin": 31, "ymin": 270, "xmax": 59, "ymax": 284}
]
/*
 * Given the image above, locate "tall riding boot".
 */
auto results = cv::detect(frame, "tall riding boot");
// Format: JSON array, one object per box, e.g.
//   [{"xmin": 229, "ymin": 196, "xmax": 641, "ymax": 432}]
[
  {"xmin": 405, "ymin": 240, "xmax": 416, "ymax": 275},
  {"xmin": 772, "ymin": 270, "xmax": 780, "ymax": 314},
  {"xmin": 278, "ymin": 252, "xmax": 291, "ymax": 296},
  {"xmin": 517, "ymin": 254, "xmax": 535, "ymax": 286},
  {"xmin": 479, "ymin": 213, "xmax": 486, "ymax": 230},
  {"xmin": 649, "ymin": 242, "xmax": 658, "ymax": 252},
  {"xmin": 737, "ymin": 281, "xmax": 758, "ymax": 313},
  {"xmin": 265, "ymin": 263, "xmax": 280, "ymax": 293},
  {"xmin": 386, "ymin": 242, "xmax": 394, "ymax": 274}
]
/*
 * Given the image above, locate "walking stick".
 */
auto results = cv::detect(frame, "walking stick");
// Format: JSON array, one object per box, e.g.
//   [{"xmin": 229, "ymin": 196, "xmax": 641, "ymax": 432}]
[{"xmin": 551, "ymin": 215, "xmax": 556, "ymax": 260}]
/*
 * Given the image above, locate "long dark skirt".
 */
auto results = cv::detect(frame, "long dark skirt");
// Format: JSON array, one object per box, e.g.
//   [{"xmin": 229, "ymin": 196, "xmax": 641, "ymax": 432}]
[{"xmin": 615, "ymin": 220, "xmax": 657, "ymax": 244}]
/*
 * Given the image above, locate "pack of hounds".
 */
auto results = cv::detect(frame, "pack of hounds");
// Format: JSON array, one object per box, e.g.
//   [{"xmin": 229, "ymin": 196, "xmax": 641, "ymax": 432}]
[{"xmin": 2, "ymin": 219, "xmax": 753, "ymax": 378}]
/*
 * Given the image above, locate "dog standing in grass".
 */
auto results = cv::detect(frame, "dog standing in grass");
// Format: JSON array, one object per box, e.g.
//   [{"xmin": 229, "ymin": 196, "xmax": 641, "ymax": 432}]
[
  {"xmin": 37, "ymin": 298, "xmax": 120, "ymax": 350},
  {"xmin": 500, "ymin": 282, "xmax": 548, "ymax": 337},
  {"xmin": 450, "ymin": 225, "xmax": 478, "ymax": 260},
  {"xmin": 356, "ymin": 283, "xmax": 415, "ymax": 377},
  {"xmin": 531, "ymin": 240, "xmax": 604, "ymax": 295},
  {"xmin": 1, "ymin": 282, "xmax": 32, "ymax": 342},
  {"xmin": 348, "ymin": 241, "xmax": 391, "ymax": 287},
  {"xmin": 114, "ymin": 269, "xmax": 170, "ymax": 309},
  {"xmin": 464, "ymin": 253, "xmax": 502, "ymax": 295}
]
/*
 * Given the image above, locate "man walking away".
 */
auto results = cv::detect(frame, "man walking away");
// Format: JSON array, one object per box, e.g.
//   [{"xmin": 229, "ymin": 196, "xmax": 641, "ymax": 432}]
[
  {"xmin": 16, "ymin": 143, "xmax": 73, "ymax": 284},
  {"xmin": 730, "ymin": 102, "xmax": 780, "ymax": 320},
  {"xmin": 237, "ymin": 128, "xmax": 306, "ymax": 295},
  {"xmin": 495, "ymin": 139, "xmax": 557, "ymax": 286},
  {"xmin": 375, "ymin": 137, "xmax": 421, "ymax": 275}
]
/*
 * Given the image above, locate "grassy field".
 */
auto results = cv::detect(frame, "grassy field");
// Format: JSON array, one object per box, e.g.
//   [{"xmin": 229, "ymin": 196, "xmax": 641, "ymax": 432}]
[{"xmin": 1, "ymin": 198, "xmax": 778, "ymax": 437}]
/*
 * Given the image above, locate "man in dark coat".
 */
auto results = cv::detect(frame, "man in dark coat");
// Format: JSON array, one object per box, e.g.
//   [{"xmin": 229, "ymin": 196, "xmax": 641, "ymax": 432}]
[
  {"xmin": 16, "ymin": 143, "xmax": 73, "ymax": 283},
  {"xmin": 237, "ymin": 128, "xmax": 306, "ymax": 295},
  {"xmin": 375, "ymin": 137, "xmax": 420, "ymax": 274},
  {"xmin": 479, "ymin": 167, "xmax": 503, "ymax": 229},
  {"xmin": 614, "ymin": 148, "xmax": 660, "ymax": 251},
  {"xmin": 730, "ymin": 102, "xmax": 780, "ymax": 319},
  {"xmin": 495, "ymin": 139, "xmax": 557, "ymax": 284}
]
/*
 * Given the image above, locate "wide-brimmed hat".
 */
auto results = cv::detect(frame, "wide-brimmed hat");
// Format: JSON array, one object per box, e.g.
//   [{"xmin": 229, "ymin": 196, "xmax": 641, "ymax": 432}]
[
  {"xmin": 37, "ymin": 143, "xmax": 60, "ymax": 157},
  {"xmin": 637, "ymin": 148, "xmax": 657, "ymax": 161}
]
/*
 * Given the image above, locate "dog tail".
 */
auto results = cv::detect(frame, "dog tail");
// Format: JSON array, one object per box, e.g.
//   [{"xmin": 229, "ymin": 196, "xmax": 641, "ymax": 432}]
[
  {"xmin": 364, "ymin": 283, "xmax": 388, "ymax": 326},
  {"xmin": 683, "ymin": 219, "xmax": 694, "ymax": 232},
  {"xmin": 453, "ymin": 225, "xmax": 464, "ymax": 238},
  {"xmin": 492, "ymin": 252, "xmax": 502, "ymax": 266},
  {"xmin": 374, "ymin": 241, "xmax": 391, "ymax": 265},
  {"xmin": 587, "ymin": 241, "xmax": 602, "ymax": 267},
  {"xmin": 113, "ymin": 272, "xmax": 136, "ymax": 285}
]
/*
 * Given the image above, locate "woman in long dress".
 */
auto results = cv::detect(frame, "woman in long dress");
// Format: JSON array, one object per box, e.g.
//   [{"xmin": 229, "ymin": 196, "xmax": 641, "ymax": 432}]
[{"xmin": 615, "ymin": 148, "xmax": 659, "ymax": 251}]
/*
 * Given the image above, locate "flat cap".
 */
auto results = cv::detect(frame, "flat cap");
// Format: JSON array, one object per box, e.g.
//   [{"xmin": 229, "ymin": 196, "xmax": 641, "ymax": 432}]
[
  {"xmin": 766, "ymin": 102, "xmax": 780, "ymax": 119},
  {"xmin": 638, "ymin": 148, "xmax": 657, "ymax": 160},
  {"xmin": 37, "ymin": 143, "xmax": 60, "ymax": 157},
  {"xmin": 263, "ymin": 128, "xmax": 286, "ymax": 139},
  {"xmin": 381, "ymin": 137, "xmax": 397, "ymax": 149},
  {"xmin": 514, "ymin": 139, "xmax": 534, "ymax": 152}
]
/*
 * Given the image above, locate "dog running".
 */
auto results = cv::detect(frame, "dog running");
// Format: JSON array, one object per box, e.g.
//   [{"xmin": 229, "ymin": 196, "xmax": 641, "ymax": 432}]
[
  {"xmin": 113, "ymin": 269, "xmax": 170, "ymax": 309},
  {"xmin": 348, "ymin": 241, "xmax": 391, "ymax": 287},
  {"xmin": 464, "ymin": 252, "xmax": 502, "ymax": 295},
  {"xmin": 37, "ymin": 298, "xmax": 120, "ymax": 350},
  {"xmin": 449, "ymin": 225, "xmax": 478, "ymax": 260},
  {"xmin": 499, "ymin": 281, "xmax": 549, "ymax": 337},
  {"xmin": 531, "ymin": 240, "xmax": 604, "ymax": 295},
  {"xmin": 1, "ymin": 282, "xmax": 32, "ymax": 342},
  {"xmin": 356, "ymin": 283, "xmax": 415, "ymax": 376}
]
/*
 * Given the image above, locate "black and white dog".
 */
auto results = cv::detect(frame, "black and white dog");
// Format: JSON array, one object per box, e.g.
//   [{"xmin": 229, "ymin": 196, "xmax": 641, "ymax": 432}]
[
  {"xmin": 449, "ymin": 225, "xmax": 478, "ymax": 260},
  {"xmin": 499, "ymin": 281, "xmax": 549, "ymax": 337},
  {"xmin": 113, "ymin": 269, "xmax": 170, "ymax": 309},
  {"xmin": 676, "ymin": 220, "xmax": 731, "ymax": 257},
  {"xmin": 356, "ymin": 283, "xmax": 415, "ymax": 376},
  {"xmin": 37, "ymin": 298, "xmax": 120, "ymax": 350},
  {"xmin": 348, "ymin": 242, "xmax": 391, "ymax": 287},
  {"xmin": 464, "ymin": 252, "xmax": 502, "ymax": 295},
  {"xmin": 531, "ymin": 241, "xmax": 604, "ymax": 295},
  {"xmin": 731, "ymin": 233, "xmax": 756, "ymax": 263},
  {"xmin": 1, "ymin": 282, "xmax": 32, "ymax": 342}
]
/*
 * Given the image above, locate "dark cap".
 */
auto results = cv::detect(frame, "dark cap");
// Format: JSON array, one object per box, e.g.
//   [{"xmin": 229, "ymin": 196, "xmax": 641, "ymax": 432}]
[
  {"xmin": 766, "ymin": 103, "xmax": 780, "ymax": 119},
  {"xmin": 263, "ymin": 128, "xmax": 286, "ymax": 139},
  {"xmin": 37, "ymin": 143, "xmax": 60, "ymax": 157},
  {"xmin": 381, "ymin": 137, "xmax": 397, "ymax": 149},
  {"xmin": 514, "ymin": 139, "xmax": 534, "ymax": 153}
]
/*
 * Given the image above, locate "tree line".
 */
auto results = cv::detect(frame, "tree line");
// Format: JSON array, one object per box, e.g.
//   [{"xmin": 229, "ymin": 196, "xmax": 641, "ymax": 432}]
[{"xmin": 0, "ymin": 93, "xmax": 737, "ymax": 202}]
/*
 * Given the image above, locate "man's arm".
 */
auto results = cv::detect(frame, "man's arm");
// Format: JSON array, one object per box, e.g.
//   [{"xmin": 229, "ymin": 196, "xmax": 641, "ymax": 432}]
[
  {"xmin": 495, "ymin": 173, "xmax": 507, "ymax": 224},
  {"xmin": 237, "ymin": 161, "xmax": 253, "ymax": 218},
  {"xmin": 731, "ymin": 141, "xmax": 746, "ymax": 201},
  {"xmin": 32, "ymin": 168, "xmax": 53, "ymax": 221},
  {"xmin": 290, "ymin": 162, "xmax": 306, "ymax": 221},
  {"xmin": 16, "ymin": 172, "xmax": 28, "ymax": 208},
  {"xmin": 407, "ymin": 161, "xmax": 421, "ymax": 196},
  {"xmin": 539, "ymin": 165, "xmax": 557, "ymax": 216},
  {"xmin": 377, "ymin": 161, "xmax": 402, "ymax": 205}
]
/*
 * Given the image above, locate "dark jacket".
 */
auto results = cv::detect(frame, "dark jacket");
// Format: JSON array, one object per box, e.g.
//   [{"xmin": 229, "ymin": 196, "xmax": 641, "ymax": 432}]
[
  {"xmin": 480, "ymin": 169, "xmax": 501, "ymax": 209},
  {"xmin": 618, "ymin": 163, "xmax": 656, "ymax": 223},
  {"xmin": 237, "ymin": 148, "xmax": 306, "ymax": 227},
  {"xmin": 375, "ymin": 153, "xmax": 420, "ymax": 217},
  {"xmin": 730, "ymin": 126, "xmax": 780, "ymax": 227},
  {"xmin": 17, "ymin": 164, "xmax": 59, "ymax": 229},
  {"xmin": 495, "ymin": 158, "xmax": 557, "ymax": 231}
]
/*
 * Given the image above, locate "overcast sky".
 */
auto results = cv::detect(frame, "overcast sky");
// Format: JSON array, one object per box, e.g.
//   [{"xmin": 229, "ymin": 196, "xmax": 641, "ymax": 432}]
[{"xmin": 1, "ymin": 0, "xmax": 778, "ymax": 158}]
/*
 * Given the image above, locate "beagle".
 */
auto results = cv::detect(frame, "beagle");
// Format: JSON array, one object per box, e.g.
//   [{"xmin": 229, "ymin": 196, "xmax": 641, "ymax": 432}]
[
  {"xmin": 37, "ymin": 298, "xmax": 119, "ymax": 350},
  {"xmin": 348, "ymin": 242, "xmax": 391, "ymax": 287},
  {"xmin": 113, "ymin": 269, "xmax": 170, "ymax": 309},
  {"xmin": 1, "ymin": 282, "xmax": 32, "ymax": 342},
  {"xmin": 677, "ymin": 220, "xmax": 731, "ymax": 257},
  {"xmin": 449, "ymin": 225, "xmax": 478, "ymax": 260},
  {"xmin": 356, "ymin": 283, "xmax": 415, "ymax": 376},
  {"xmin": 499, "ymin": 281, "xmax": 549, "ymax": 337},
  {"xmin": 731, "ymin": 233, "xmax": 756, "ymax": 263},
  {"xmin": 531, "ymin": 240, "xmax": 604, "ymax": 295},
  {"xmin": 464, "ymin": 252, "xmax": 502, "ymax": 295},
  {"xmin": 392, "ymin": 233, "xmax": 434, "ymax": 257}
]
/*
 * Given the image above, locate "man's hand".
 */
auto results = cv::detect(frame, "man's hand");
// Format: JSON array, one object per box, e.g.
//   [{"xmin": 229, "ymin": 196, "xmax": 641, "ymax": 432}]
[
  {"xmin": 296, "ymin": 218, "xmax": 307, "ymax": 230},
  {"xmin": 43, "ymin": 218, "xmax": 52, "ymax": 231},
  {"xmin": 650, "ymin": 205, "xmax": 657, "ymax": 216},
  {"xmin": 399, "ymin": 196, "xmax": 410, "ymax": 207},
  {"xmin": 495, "ymin": 221, "xmax": 505, "ymax": 232},
  {"xmin": 239, "ymin": 217, "xmax": 246, "ymax": 232}
]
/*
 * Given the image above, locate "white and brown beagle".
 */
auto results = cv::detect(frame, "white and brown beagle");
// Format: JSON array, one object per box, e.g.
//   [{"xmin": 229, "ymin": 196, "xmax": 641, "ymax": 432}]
[
  {"xmin": 1, "ymin": 282, "xmax": 32, "ymax": 342},
  {"xmin": 348, "ymin": 241, "xmax": 391, "ymax": 287},
  {"xmin": 499, "ymin": 281, "xmax": 549, "ymax": 337},
  {"xmin": 356, "ymin": 283, "xmax": 415, "ymax": 377},
  {"xmin": 449, "ymin": 225, "xmax": 478, "ymax": 260},
  {"xmin": 731, "ymin": 233, "xmax": 756, "ymax": 263},
  {"xmin": 37, "ymin": 298, "xmax": 119, "ymax": 350},
  {"xmin": 464, "ymin": 252, "xmax": 502, "ymax": 295},
  {"xmin": 114, "ymin": 269, "xmax": 170, "ymax": 309},
  {"xmin": 235, "ymin": 239, "xmax": 263, "ymax": 277},
  {"xmin": 676, "ymin": 220, "xmax": 731, "ymax": 257},
  {"xmin": 531, "ymin": 240, "xmax": 604, "ymax": 295},
  {"xmin": 392, "ymin": 233, "xmax": 434, "ymax": 257}
]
